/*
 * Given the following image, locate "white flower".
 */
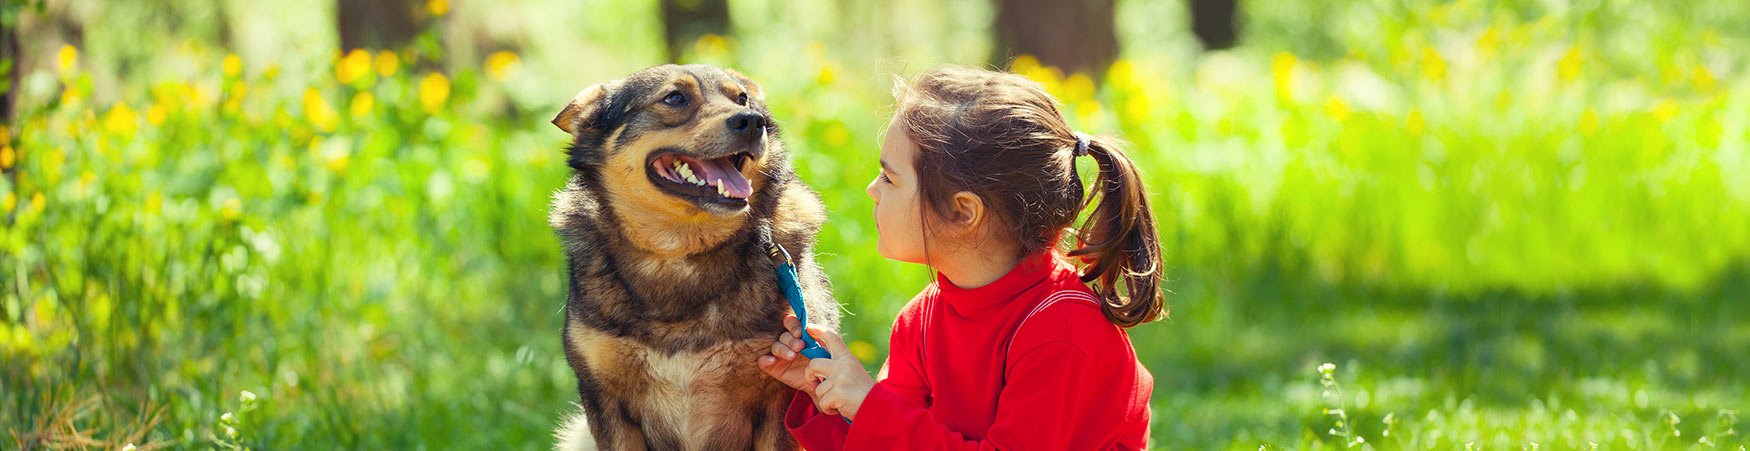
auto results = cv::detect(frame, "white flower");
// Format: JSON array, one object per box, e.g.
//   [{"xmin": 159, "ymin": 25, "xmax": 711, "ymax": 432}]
[{"xmin": 240, "ymin": 390, "xmax": 257, "ymax": 402}]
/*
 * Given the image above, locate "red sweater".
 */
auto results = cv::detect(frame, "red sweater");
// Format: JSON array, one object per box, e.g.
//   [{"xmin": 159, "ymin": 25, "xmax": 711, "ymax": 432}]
[{"xmin": 785, "ymin": 250, "xmax": 1153, "ymax": 450}]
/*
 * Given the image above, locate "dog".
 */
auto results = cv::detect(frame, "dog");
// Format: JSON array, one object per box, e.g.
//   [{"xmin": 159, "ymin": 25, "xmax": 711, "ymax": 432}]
[{"xmin": 547, "ymin": 64, "xmax": 838, "ymax": 450}]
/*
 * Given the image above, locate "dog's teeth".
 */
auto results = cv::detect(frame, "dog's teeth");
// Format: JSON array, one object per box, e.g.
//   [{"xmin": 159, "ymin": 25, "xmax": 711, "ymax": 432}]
[
  {"xmin": 716, "ymin": 180, "xmax": 727, "ymax": 197},
  {"xmin": 678, "ymin": 164, "xmax": 694, "ymax": 180}
]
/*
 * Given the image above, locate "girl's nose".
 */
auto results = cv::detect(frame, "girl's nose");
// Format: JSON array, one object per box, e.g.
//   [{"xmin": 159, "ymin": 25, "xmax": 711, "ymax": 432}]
[{"xmin": 865, "ymin": 177, "xmax": 878, "ymax": 200}]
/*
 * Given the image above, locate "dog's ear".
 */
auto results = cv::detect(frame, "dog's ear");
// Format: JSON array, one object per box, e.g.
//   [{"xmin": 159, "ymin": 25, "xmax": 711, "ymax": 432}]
[
  {"xmin": 723, "ymin": 69, "xmax": 764, "ymax": 103},
  {"xmin": 552, "ymin": 84, "xmax": 610, "ymax": 134}
]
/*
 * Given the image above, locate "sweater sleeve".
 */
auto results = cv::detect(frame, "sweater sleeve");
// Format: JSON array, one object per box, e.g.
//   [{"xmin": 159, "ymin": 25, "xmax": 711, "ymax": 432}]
[
  {"xmin": 784, "ymin": 389, "xmax": 851, "ymax": 450},
  {"xmin": 842, "ymin": 342, "xmax": 1095, "ymax": 451},
  {"xmin": 785, "ymin": 295, "xmax": 933, "ymax": 450}
]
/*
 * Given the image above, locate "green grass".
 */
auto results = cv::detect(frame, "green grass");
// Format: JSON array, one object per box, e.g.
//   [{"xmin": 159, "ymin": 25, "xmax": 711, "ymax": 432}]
[{"xmin": 3, "ymin": 0, "xmax": 1748, "ymax": 449}]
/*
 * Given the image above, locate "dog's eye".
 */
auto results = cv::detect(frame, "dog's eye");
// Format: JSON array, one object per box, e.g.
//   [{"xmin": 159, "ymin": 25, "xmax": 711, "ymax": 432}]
[
  {"xmin": 737, "ymin": 93, "xmax": 748, "ymax": 106},
  {"xmin": 663, "ymin": 92, "xmax": 687, "ymax": 106}
]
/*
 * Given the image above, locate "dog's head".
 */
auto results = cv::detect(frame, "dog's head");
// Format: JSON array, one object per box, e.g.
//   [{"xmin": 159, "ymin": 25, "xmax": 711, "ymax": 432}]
[{"xmin": 553, "ymin": 64, "xmax": 784, "ymax": 254}]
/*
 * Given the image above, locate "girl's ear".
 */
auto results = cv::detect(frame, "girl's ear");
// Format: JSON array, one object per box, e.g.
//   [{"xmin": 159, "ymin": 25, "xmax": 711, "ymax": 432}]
[{"xmin": 944, "ymin": 190, "xmax": 987, "ymax": 238}]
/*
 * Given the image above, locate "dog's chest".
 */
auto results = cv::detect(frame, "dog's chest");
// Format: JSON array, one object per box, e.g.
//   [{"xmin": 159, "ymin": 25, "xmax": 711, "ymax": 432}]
[{"xmin": 568, "ymin": 324, "xmax": 782, "ymax": 446}]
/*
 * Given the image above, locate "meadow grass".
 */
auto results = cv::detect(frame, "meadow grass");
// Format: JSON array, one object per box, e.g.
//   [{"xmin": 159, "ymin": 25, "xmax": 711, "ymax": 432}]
[{"xmin": 3, "ymin": 0, "xmax": 1748, "ymax": 448}]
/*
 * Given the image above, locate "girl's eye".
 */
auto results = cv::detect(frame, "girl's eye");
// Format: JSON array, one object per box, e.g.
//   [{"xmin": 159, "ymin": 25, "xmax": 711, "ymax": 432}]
[
  {"xmin": 737, "ymin": 93, "xmax": 748, "ymax": 105},
  {"xmin": 663, "ymin": 92, "xmax": 687, "ymax": 106},
  {"xmin": 877, "ymin": 172, "xmax": 892, "ymax": 184}
]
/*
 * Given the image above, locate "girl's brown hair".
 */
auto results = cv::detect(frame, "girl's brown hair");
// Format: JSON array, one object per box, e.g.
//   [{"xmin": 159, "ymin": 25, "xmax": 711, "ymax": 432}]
[{"xmin": 893, "ymin": 66, "xmax": 1166, "ymax": 327}]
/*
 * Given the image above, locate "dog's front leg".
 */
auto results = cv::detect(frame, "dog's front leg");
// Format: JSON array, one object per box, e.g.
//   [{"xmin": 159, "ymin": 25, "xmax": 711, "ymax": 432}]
[{"xmin": 584, "ymin": 399, "xmax": 649, "ymax": 451}]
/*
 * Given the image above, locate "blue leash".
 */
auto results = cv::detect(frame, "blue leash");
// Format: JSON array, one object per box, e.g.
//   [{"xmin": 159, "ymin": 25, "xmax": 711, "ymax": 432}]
[
  {"xmin": 767, "ymin": 243, "xmax": 831, "ymax": 359},
  {"xmin": 767, "ymin": 242, "xmax": 853, "ymax": 424}
]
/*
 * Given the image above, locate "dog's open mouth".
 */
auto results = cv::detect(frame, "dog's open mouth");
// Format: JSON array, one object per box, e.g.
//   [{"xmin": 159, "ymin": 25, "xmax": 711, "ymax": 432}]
[{"xmin": 648, "ymin": 151, "xmax": 755, "ymax": 210}]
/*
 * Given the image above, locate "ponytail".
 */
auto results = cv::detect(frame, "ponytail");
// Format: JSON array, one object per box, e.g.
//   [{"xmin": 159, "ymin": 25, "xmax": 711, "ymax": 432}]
[{"xmin": 1066, "ymin": 136, "xmax": 1166, "ymax": 327}]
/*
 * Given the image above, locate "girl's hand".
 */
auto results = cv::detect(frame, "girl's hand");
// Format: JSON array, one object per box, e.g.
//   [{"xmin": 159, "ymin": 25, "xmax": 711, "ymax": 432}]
[
  {"xmin": 801, "ymin": 326, "xmax": 875, "ymax": 420},
  {"xmin": 757, "ymin": 315, "xmax": 818, "ymax": 396}
]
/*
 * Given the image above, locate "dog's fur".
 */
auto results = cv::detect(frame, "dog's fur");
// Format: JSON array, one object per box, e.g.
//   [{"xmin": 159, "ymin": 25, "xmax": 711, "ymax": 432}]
[{"xmin": 547, "ymin": 64, "xmax": 838, "ymax": 450}]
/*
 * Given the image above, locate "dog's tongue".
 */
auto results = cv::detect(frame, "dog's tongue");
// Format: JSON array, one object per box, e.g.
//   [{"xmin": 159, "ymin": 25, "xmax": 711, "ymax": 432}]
[{"xmin": 695, "ymin": 157, "xmax": 753, "ymax": 198}]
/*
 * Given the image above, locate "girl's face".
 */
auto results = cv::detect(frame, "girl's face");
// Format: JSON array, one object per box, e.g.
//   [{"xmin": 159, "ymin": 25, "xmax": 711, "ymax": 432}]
[{"xmin": 867, "ymin": 116, "xmax": 929, "ymax": 264}]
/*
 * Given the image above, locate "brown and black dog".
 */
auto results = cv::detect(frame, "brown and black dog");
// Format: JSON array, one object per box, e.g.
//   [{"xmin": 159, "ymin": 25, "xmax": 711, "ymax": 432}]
[{"xmin": 547, "ymin": 64, "xmax": 838, "ymax": 450}]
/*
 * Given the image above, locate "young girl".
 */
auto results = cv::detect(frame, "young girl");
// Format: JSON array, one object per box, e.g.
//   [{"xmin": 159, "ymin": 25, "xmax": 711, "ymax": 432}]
[{"xmin": 756, "ymin": 66, "xmax": 1164, "ymax": 450}]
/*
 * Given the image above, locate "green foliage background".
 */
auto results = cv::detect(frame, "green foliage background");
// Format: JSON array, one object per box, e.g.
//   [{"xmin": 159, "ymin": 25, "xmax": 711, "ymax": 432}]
[{"xmin": 2, "ymin": 0, "xmax": 1747, "ymax": 449}]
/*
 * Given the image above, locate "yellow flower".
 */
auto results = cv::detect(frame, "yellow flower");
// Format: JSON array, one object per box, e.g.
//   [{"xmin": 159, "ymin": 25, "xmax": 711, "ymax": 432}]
[
  {"xmin": 1011, "ymin": 54, "xmax": 1042, "ymax": 75},
  {"xmin": 484, "ymin": 50, "xmax": 520, "ymax": 81},
  {"xmin": 418, "ymin": 73, "xmax": 450, "ymax": 113},
  {"xmin": 59, "ymin": 85, "xmax": 79, "ymax": 106},
  {"xmin": 1272, "ymin": 52, "xmax": 1297, "ymax": 100},
  {"xmin": 180, "ymin": 83, "xmax": 206, "ymax": 110},
  {"xmin": 1107, "ymin": 59, "xmax": 1136, "ymax": 89},
  {"xmin": 816, "ymin": 63, "xmax": 836, "ymax": 86},
  {"xmin": 221, "ymin": 197, "xmax": 242, "ymax": 221},
  {"xmin": 1009, "ymin": 55, "xmax": 1061, "ymax": 91},
  {"xmin": 225, "ymin": 81, "xmax": 247, "ymax": 113},
  {"xmin": 1405, "ymin": 108, "xmax": 1425, "ymax": 136},
  {"xmin": 1652, "ymin": 100, "xmax": 1679, "ymax": 122},
  {"xmin": 374, "ymin": 50, "xmax": 399, "ymax": 77},
  {"xmin": 1324, "ymin": 95, "xmax": 1351, "ymax": 122},
  {"xmin": 1475, "ymin": 26, "xmax": 1501, "ymax": 56},
  {"xmin": 693, "ymin": 34, "xmax": 729, "ymax": 61},
  {"xmin": 104, "ymin": 103, "xmax": 139, "ymax": 137},
  {"xmin": 1062, "ymin": 74, "xmax": 1096, "ymax": 105},
  {"xmin": 824, "ymin": 123, "xmax": 850, "ymax": 148},
  {"xmin": 0, "ymin": 145, "xmax": 12, "ymax": 169},
  {"xmin": 1692, "ymin": 66, "xmax": 1716, "ymax": 92},
  {"xmin": 223, "ymin": 54, "xmax": 243, "ymax": 77},
  {"xmin": 147, "ymin": 104, "xmax": 167, "ymax": 126},
  {"xmin": 336, "ymin": 49, "xmax": 372, "ymax": 85},
  {"xmin": 58, "ymin": 45, "xmax": 77, "ymax": 72},
  {"xmin": 2, "ymin": 192, "xmax": 13, "ymax": 212},
  {"xmin": 1420, "ymin": 47, "xmax": 1446, "ymax": 80},
  {"xmin": 326, "ymin": 154, "xmax": 350, "ymax": 173},
  {"xmin": 1388, "ymin": 43, "xmax": 1411, "ymax": 72},
  {"xmin": 31, "ymin": 192, "xmax": 45, "ymax": 213},
  {"xmin": 350, "ymin": 91, "xmax": 375, "ymax": 118},
  {"xmin": 1123, "ymin": 94, "xmax": 1149, "ymax": 122},
  {"xmin": 1579, "ymin": 109, "xmax": 1599, "ymax": 136},
  {"xmin": 1557, "ymin": 47, "xmax": 1582, "ymax": 81},
  {"xmin": 304, "ymin": 88, "xmax": 339, "ymax": 132},
  {"xmin": 848, "ymin": 340, "xmax": 877, "ymax": 362},
  {"xmin": 428, "ymin": 0, "xmax": 448, "ymax": 16},
  {"xmin": 146, "ymin": 191, "xmax": 163, "ymax": 215}
]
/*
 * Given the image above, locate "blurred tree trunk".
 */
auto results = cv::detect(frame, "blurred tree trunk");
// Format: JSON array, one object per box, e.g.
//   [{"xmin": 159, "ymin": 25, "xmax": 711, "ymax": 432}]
[
  {"xmin": 1189, "ymin": 0, "xmax": 1238, "ymax": 50},
  {"xmin": 2, "ymin": 21, "xmax": 17, "ymax": 127},
  {"xmin": 661, "ymin": 0, "xmax": 729, "ymax": 63},
  {"xmin": 993, "ymin": 0, "xmax": 1118, "ymax": 77},
  {"xmin": 337, "ymin": 0, "xmax": 420, "ymax": 51}
]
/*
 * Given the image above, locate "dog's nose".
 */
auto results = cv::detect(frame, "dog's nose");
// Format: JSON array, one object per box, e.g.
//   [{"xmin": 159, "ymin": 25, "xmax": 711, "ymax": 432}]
[{"xmin": 726, "ymin": 111, "xmax": 766, "ymax": 138}]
